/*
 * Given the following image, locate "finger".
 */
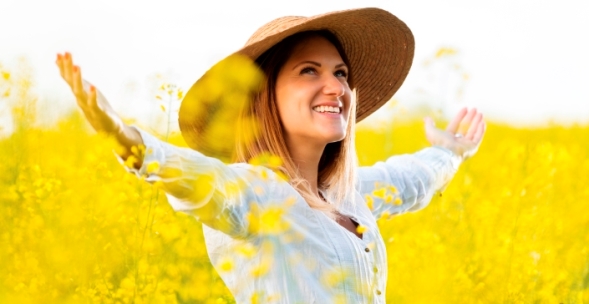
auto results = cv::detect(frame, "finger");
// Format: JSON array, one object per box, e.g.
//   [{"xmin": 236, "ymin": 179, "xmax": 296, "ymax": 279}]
[
  {"xmin": 56, "ymin": 53, "xmax": 66, "ymax": 79},
  {"xmin": 88, "ymin": 85, "xmax": 98, "ymax": 109},
  {"xmin": 472, "ymin": 120, "xmax": 486, "ymax": 143},
  {"xmin": 446, "ymin": 107, "xmax": 468, "ymax": 133},
  {"xmin": 465, "ymin": 112, "xmax": 483, "ymax": 140},
  {"xmin": 424, "ymin": 116, "xmax": 435, "ymax": 128},
  {"xmin": 458, "ymin": 108, "xmax": 478, "ymax": 134},
  {"xmin": 63, "ymin": 52, "xmax": 74, "ymax": 84},
  {"xmin": 424, "ymin": 116, "xmax": 438, "ymax": 134},
  {"xmin": 72, "ymin": 65, "xmax": 87, "ymax": 104}
]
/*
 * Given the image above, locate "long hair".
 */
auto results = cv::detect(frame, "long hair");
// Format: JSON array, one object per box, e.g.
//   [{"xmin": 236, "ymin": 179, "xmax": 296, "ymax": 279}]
[{"xmin": 235, "ymin": 30, "xmax": 358, "ymax": 218}]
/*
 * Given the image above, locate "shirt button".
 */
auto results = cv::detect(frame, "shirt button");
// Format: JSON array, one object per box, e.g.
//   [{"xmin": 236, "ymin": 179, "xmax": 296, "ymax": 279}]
[
  {"xmin": 373, "ymin": 267, "xmax": 378, "ymax": 273},
  {"xmin": 376, "ymin": 290, "xmax": 382, "ymax": 295},
  {"xmin": 364, "ymin": 247, "xmax": 370, "ymax": 252}
]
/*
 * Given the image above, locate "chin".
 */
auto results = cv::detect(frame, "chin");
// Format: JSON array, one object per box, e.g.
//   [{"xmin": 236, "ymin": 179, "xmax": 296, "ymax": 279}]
[{"xmin": 326, "ymin": 132, "xmax": 347, "ymax": 143}]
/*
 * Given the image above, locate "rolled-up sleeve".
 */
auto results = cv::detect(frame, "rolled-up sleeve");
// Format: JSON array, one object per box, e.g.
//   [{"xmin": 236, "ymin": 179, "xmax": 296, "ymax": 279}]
[
  {"xmin": 117, "ymin": 127, "xmax": 276, "ymax": 239},
  {"xmin": 357, "ymin": 146, "xmax": 462, "ymax": 219}
]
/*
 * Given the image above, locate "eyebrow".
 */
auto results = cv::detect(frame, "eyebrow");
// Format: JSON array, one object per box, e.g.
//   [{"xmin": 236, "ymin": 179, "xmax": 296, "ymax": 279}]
[{"xmin": 292, "ymin": 60, "xmax": 348, "ymax": 70}]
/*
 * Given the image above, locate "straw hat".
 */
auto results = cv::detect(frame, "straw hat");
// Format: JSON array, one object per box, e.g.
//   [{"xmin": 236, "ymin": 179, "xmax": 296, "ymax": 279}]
[{"xmin": 179, "ymin": 7, "xmax": 414, "ymax": 159}]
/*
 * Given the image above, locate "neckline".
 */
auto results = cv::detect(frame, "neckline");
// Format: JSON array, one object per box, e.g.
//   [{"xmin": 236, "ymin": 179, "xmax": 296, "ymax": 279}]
[
  {"xmin": 336, "ymin": 210, "xmax": 364, "ymax": 240},
  {"xmin": 318, "ymin": 191, "xmax": 364, "ymax": 240}
]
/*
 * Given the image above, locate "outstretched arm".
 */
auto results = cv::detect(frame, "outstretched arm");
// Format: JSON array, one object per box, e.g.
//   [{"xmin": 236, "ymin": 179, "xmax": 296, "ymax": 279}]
[
  {"xmin": 358, "ymin": 108, "xmax": 485, "ymax": 219},
  {"xmin": 126, "ymin": 128, "xmax": 278, "ymax": 238},
  {"xmin": 55, "ymin": 52, "xmax": 144, "ymax": 166},
  {"xmin": 55, "ymin": 52, "xmax": 274, "ymax": 238}
]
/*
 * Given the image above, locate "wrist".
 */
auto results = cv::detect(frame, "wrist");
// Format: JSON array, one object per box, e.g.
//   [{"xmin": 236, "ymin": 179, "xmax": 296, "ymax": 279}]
[
  {"xmin": 432, "ymin": 145, "xmax": 464, "ymax": 165},
  {"xmin": 115, "ymin": 125, "xmax": 144, "ymax": 160}
]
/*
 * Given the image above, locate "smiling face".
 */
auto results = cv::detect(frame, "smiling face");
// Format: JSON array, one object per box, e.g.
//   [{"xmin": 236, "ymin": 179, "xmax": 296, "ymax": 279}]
[{"xmin": 275, "ymin": 35, "xmax": 352, "ymax": 148}]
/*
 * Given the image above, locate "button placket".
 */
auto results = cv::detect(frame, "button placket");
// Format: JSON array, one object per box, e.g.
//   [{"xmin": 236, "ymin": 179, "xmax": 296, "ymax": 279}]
[
  {"xmin": 360, "ymin": 224, "xmax": 373, "ymax": 253},
  {"xmin": 361, "ymin": 236, "xmax": 380, "ymax": 298},
  {"xmin": 347, "ymin": 204, "xmax": 384, "ymax": 301}
]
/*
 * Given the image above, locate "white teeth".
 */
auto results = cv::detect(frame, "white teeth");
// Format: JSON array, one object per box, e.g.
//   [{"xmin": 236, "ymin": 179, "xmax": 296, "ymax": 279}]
[{"xmin": 313, "ymin": 106, "xmax": 341, "ymax": 113}]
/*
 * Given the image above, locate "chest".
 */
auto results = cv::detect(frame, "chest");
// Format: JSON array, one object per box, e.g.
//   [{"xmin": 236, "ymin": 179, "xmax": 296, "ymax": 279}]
[{"xmin": 336, "ymin": 213, "xmax": 362, "ymax": 238}]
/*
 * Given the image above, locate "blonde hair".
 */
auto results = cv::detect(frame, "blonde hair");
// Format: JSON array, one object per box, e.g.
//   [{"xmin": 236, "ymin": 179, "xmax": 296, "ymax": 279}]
[{"xmin": 235, "ymin": 30, "xmax": 358, "ymax": 218}]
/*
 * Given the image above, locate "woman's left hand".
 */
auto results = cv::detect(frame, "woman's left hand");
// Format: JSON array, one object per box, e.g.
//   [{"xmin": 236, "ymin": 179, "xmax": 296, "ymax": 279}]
[{"xmin": 424, "ymin": 107, "xmax": 486, "ymax": 161}]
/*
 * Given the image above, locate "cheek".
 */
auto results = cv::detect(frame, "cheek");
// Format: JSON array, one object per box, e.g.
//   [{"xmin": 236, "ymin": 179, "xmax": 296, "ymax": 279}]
[
  {"xmin": 275, "ymin": 84, "xmax": 309, "ymax": 124},
  {"xmin": 275, "ymin": 88, "xmax": 297, "ymax": 132},
  {"xmin": 275, "ymin": 86, "xmax": 288, "ymax": 115},
  {"xmin": 276, "ymin": 100, "xmax": 302, "ymax": 135},
  {"xmin": 276, "ymin": 103, "xmax": 291, "ymax": 128}
]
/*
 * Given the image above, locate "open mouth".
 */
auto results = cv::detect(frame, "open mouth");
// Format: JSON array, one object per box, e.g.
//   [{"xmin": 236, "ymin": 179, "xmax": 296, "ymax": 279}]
[{"xmin": 312, "ymin": 105, "xmax": 341, "ymax": 114}]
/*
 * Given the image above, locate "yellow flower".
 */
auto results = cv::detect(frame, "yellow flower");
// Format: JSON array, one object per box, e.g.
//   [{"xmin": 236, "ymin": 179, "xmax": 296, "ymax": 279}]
[
  {"xmin": 380, "ymin": 210, "xmax": 391, "ymax": 220},
  {"xmin": 435, "ymin": 47, "xmax": 457, "ymax": 58},
  {"xmin": 130, "ymin": 145, "xmax": 139, "ymax": 156},
  {"xmin": 250, "ymin": 260, "xmax": 270, "ymax": 278},
  {"xmin": 268, "ymin": 155, "xmax": 283, "ymax": 168},
  {"xmin": 217, "ymin": 256, "xmax": 233, "ymax": 272},
  {"xmin": 146, "ymin": 161, "xmax": 160, "ymax": 174},
  {"xmin": 250, "ymin": 291, "xmax": 280, "ymax": 304},
  {"xmin": 321, "ymin": 269, "xmax": 348, "ymax": 288},
  {"xmin": 365, "ymin": 195, "xmax": 374, "ymax": 210},
  {"xmin": 152, "ymin": 180, "xmax": 164, "ymax": 189},
  {"xmin": 236, "ymin": 243, "xmax": 256, "ymax": 258},
  {"xmin": 123, "ymin": 155, "xmax": 138, "ymax": 168},
  {"xmin": 249, "ymin": 152, "xmax": 283, "ymax": 170},
  {"xmin": 356, "ymin": 225, "xmax": 369, "ymax": 234},
  {"xmin": 130, "ymin": 144, "xmax": 146, "ymax": 157},
  {"xmin": 388, "ymin": 185, "xmax": 398, "ymax": 194},
  {"xmin": 372, "ymin": 188, "xmax": 386, "ymax": 199},
  {"xmin": 247, "ymin": 203, "xmax": 289, "ymax": 235},
  {"xmin": 394, "ymin": 197, "xmax": 402, "ymax": 206}
]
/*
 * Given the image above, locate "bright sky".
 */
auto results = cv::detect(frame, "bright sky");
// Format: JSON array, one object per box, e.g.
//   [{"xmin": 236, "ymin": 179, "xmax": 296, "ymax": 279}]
[{"xmin": 1, "ymin": 0, "xmax": 588, "ymax": 130}]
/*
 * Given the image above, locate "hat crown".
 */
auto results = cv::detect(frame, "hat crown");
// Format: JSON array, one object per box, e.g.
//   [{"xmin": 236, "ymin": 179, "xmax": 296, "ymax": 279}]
[{"xmin": 245, "ymin": 16, "xmax": 307, "ymax": 46}]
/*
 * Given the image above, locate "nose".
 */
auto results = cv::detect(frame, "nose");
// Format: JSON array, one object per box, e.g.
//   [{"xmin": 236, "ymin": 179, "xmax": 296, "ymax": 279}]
[{"xmin": 322, "ymin": 74, "xmax": 345, "ymax": 98}]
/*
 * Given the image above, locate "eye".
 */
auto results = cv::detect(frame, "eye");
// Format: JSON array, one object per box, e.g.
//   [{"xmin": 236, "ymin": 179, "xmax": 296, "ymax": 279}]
[
  {"xmin": 300, "ymin": 67, "xmax": 317, "ymax": 75},
  {"xmin": 334, "ymin": 69, "xmax": 348, "ymax": 79}
]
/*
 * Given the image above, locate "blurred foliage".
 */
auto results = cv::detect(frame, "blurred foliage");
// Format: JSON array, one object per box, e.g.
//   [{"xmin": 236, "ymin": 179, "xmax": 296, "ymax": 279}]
[
  {"xmin": 359, "ymin": 121, "xmax": 589, "ymax": 304},
  {"xmin": 1, "ymin": 61, "xmax": 589, "ymax": 304}
]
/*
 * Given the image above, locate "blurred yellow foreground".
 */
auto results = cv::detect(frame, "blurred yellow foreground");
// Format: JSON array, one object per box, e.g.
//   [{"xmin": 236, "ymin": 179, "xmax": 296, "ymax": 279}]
[{"xmin": 1, "ymin": 65, "xmax": 588, "ymax": 304}]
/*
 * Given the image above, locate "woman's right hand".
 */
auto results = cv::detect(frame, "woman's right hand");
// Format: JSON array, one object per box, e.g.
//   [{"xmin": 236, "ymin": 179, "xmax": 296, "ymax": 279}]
[{"xmin": 56, "ymin": 52, "xmax": 143, "ymax": 163}]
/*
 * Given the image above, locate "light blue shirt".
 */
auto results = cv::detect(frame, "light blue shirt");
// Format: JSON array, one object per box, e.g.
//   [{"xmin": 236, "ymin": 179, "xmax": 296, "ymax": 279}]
[{"xmin": 123, "ymin": 128, "xmax": 461, "ymax": 303}]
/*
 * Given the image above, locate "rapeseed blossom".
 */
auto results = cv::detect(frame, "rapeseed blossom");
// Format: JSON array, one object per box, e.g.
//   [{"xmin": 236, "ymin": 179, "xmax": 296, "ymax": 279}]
[{"xmin": 1, "ymin": 60, "xmax": 588, "ymax": 303}]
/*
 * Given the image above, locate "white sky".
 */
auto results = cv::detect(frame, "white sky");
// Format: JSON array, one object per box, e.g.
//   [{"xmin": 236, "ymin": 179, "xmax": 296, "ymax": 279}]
[{"xmin": 1, "ymin": 0, "xmax": 588, "ymax": 130}]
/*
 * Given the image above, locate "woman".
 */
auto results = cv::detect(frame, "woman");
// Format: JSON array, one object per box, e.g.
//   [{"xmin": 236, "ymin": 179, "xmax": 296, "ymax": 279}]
[{"xmin": 56, "ymin": 8, "xmax": 484, "ymax": 303}]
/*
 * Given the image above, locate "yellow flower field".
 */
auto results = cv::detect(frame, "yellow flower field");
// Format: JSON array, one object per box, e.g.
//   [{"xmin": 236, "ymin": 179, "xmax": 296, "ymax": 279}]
[{"xmin": 1, "ymin": 63, "xmax": 588, "ymax": 303}]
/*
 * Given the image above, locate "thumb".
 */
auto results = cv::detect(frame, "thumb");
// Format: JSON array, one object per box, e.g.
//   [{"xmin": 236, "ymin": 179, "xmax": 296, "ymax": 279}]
[
  {"xmin": 424, "ymin": 116, "xmax": 436, "ymax": 131},
  {"xmin": 423, "ymin": 116, "xmax": 436, "ymax": 142}
]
